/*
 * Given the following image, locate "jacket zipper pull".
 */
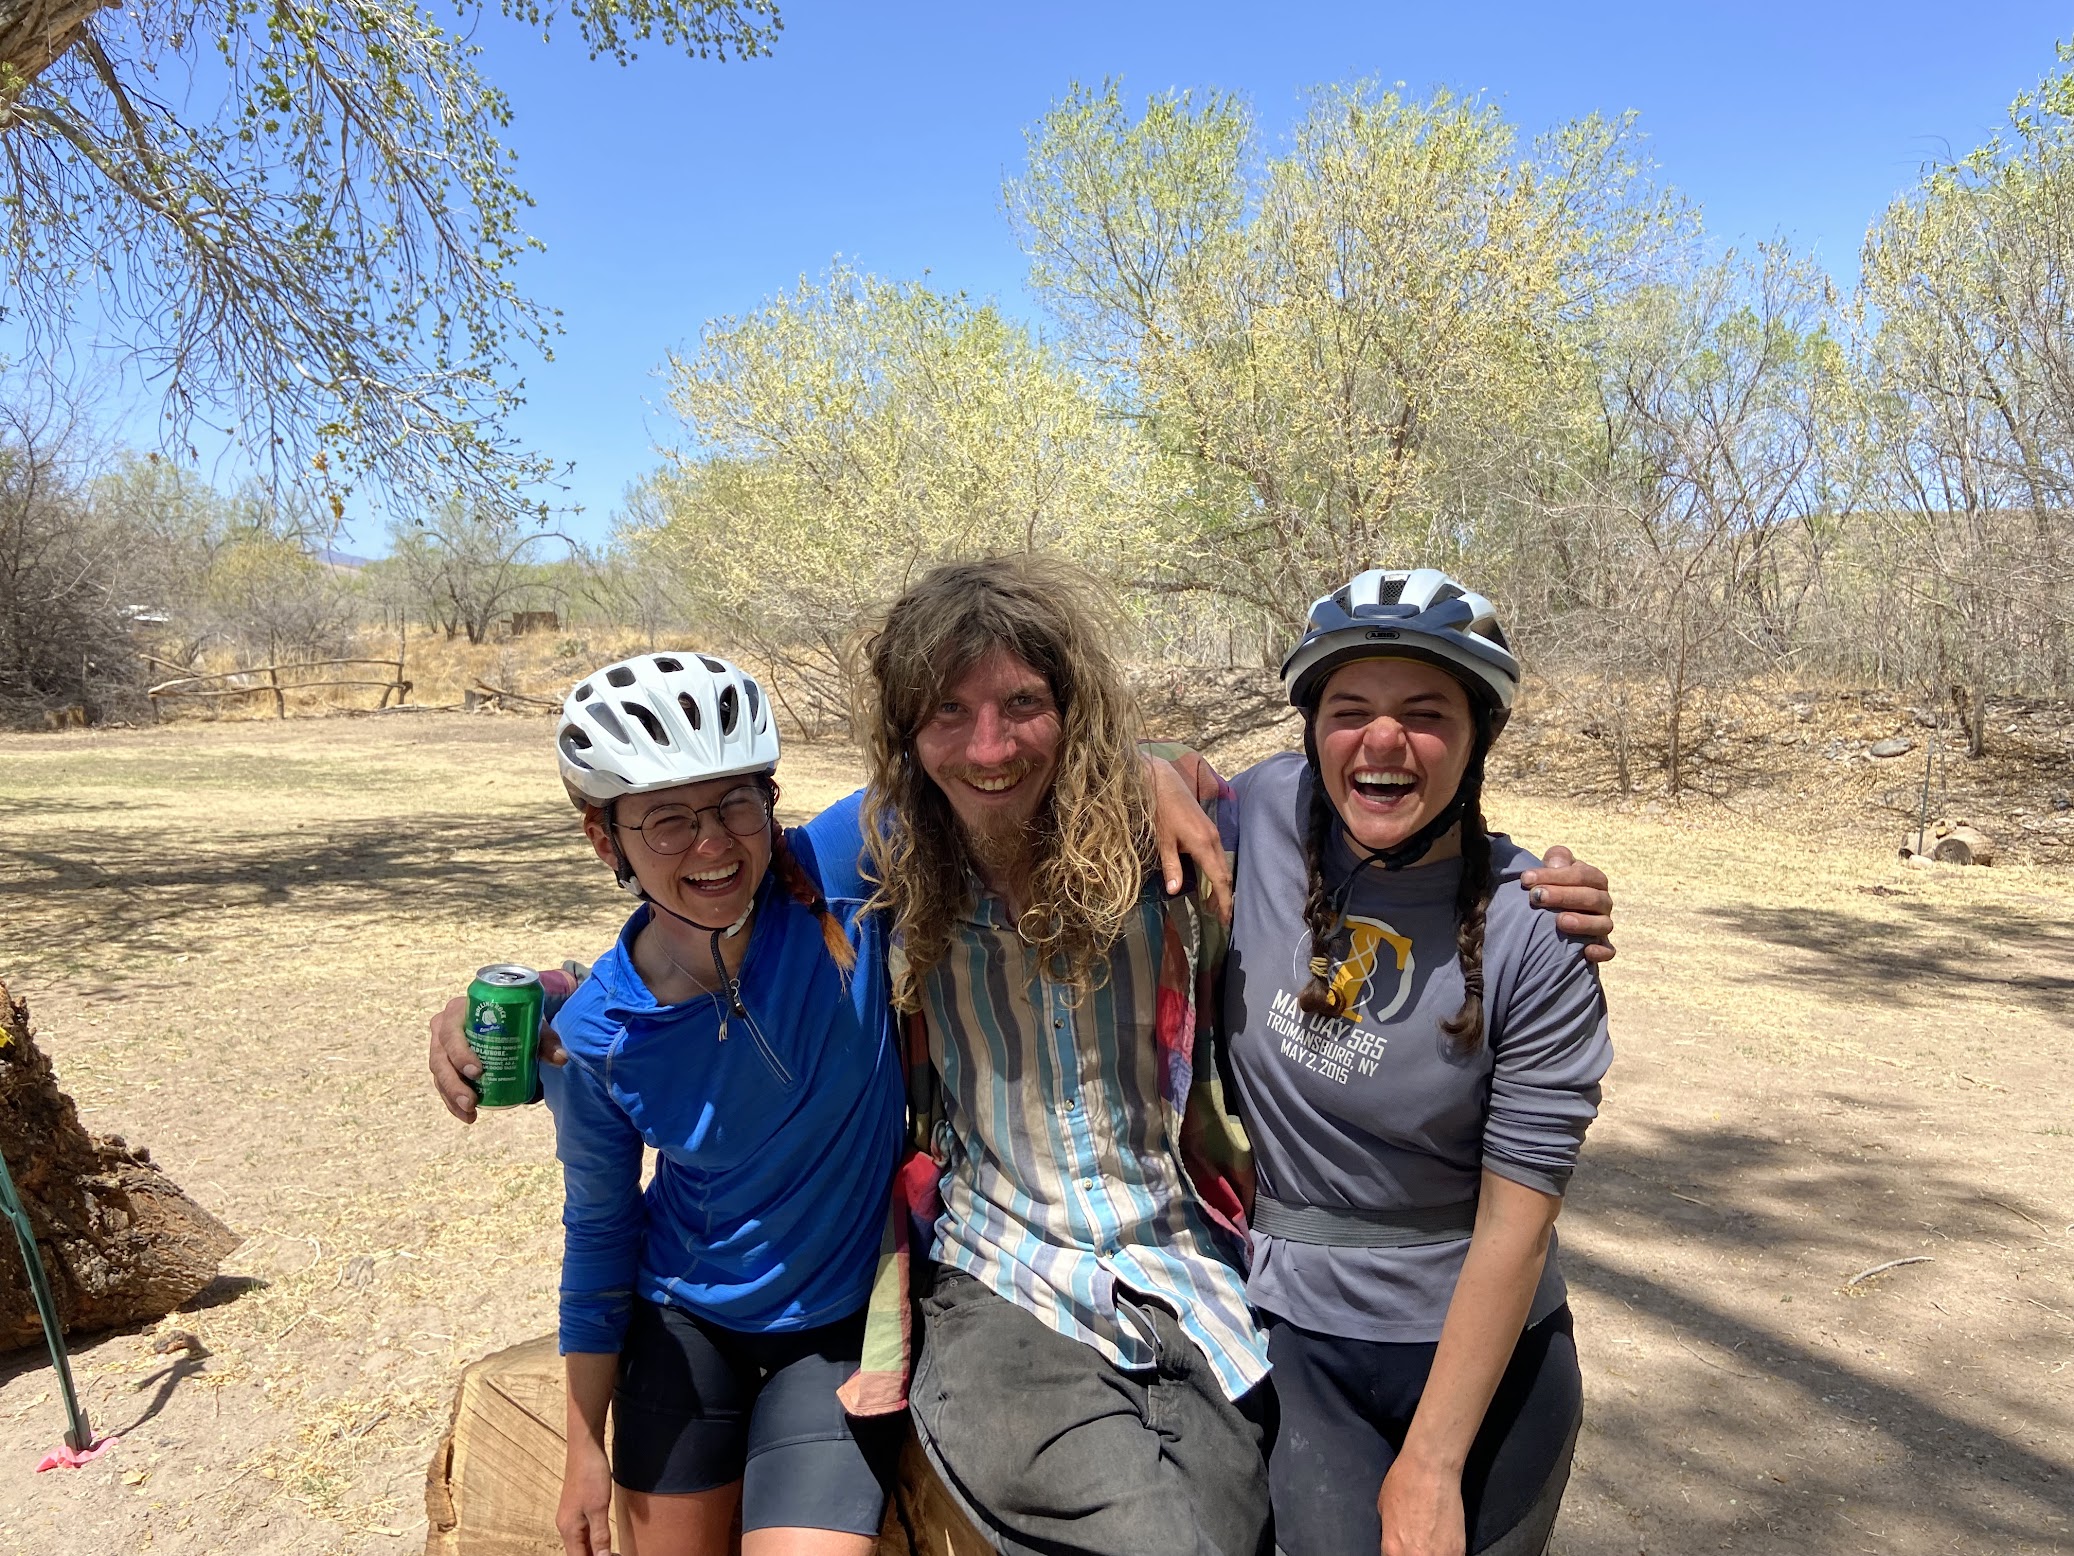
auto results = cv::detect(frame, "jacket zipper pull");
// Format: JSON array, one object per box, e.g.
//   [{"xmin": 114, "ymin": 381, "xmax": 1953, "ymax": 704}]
[{"xmin": 708, "ymin": 929, "xmax": 733, "ymax": 1041}]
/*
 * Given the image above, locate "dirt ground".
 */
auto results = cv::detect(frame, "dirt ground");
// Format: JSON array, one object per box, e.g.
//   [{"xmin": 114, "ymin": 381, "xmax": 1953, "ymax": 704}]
[{"xmin": 0, "ymin": 711, "xmax": 2067, "ymax": 1556}]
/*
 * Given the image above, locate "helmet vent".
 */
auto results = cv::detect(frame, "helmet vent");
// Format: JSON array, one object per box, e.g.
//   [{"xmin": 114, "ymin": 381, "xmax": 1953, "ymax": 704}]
[
  {"xmin": 717, "ymin": 685, "xmax": 739, "ymax": 735},
  {"xmin": 574, "ymin": 682, "xmax": 594, "ymax": 702},
  {"xmin": 677, "ymin": 692, "xmax": 702, "ymax": 730},
  {"xmin": 605, "ymin": 666, "xmax": 636, "ymax": 688},
  {"xmin": 1377, "ymin": 577, "xmax": 1406, "ymax": 604},
  {"xmin": 562, "ymin": 727, "xmax": 592, "ymax": 751},
  {"xmin": 623, "ymin": 702, "xmax": 667, "ymax": 745},
  {"xmin": 652, "ymin": 656, "xmax": 682, "ymax": 673},
  {"xmin": 586, "ymin": 704, "xmax": 629, "ymax": 744},
  {"xmin": 699, "ymin": 655, "xmax": 727, "ymax": 674},
  {"xmin": 745, "ymin": 680, "xmax": 762, "ymax": 722}
]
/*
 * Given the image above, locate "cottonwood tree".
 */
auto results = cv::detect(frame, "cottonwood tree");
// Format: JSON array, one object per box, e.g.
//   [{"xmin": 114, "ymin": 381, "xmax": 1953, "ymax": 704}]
[
  {"xmin": 648, "ymin": 266, "xmax": 1171, "ymax": 728},
  {"xmin": 384, "ymin": 500, "xmax": 565, "ymax": 643},
  {"xmin": 0, "ymin": 0, "xmax": 779, "ymax": 512},
  {"xmin": 89, "ymin": 456, "xmax": 235, "ymax": 665},
  {"xmin": 203, "ymin": 528, "xmax": 355, "ymax": 662},
  {"xmin": 0, "ymin": 395, "xmax": 140, "ymax": 719},
  {"xmin": 1858, "ymin": 46, "xmax": 2074, "ymax": 754},
  {"xmin": 1531, "ymin": 248, "xmax": 1851, "ymax": 794},
  {"xmin": 575, "ymin": 488, "xmax": 693, "ymax": 649},
  {"xmin": 1007, "ymin": 81, "xmax": 1687, "ymax": 635}
]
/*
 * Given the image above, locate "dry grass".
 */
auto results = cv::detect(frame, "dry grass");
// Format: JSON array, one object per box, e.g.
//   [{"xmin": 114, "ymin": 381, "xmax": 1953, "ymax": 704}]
[
  {"xmin": 0, "ymin": 713, "xmax": 2066, "ymax": 1555},
  {"xmin": 144, "ymin": 625, "xmax": 680, "ymax": 722}
]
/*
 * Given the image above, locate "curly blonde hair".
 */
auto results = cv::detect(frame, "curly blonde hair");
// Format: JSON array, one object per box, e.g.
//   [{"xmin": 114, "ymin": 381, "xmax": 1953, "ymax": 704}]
[{"xmin": 858, "ymin": 556, "xmax": 1154, "ymax": 1011}]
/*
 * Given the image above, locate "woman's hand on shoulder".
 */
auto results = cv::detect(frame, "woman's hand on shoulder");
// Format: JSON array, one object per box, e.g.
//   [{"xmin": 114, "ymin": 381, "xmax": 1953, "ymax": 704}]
[{"xmin": 1520, "ymin": 845, "xmax": 1616, "ymax": 964}]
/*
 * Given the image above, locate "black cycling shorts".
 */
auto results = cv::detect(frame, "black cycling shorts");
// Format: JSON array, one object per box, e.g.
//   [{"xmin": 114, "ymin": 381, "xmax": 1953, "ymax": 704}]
[{"xmin": 611, "ymin": 1296, "xmax": 898, "ymax": 1535}]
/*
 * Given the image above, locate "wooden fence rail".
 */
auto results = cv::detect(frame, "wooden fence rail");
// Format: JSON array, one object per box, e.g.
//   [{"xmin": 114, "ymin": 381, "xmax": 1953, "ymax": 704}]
[{"xmin": 148, "ymin": 658, "xmax": 411, "ymax": 719}]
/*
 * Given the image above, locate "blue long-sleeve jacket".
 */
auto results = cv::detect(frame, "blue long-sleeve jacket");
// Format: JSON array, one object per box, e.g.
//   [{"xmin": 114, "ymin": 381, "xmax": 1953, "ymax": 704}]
[{"xmin": 541, "ymin": 797, "xmax": 901, "ymax": 1352}]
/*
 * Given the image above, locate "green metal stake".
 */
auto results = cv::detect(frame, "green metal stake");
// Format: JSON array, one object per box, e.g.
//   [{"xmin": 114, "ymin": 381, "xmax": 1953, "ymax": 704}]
[{"xmin": 0, "ymin": 1147, "xmax": 92, "ymax": 1451}]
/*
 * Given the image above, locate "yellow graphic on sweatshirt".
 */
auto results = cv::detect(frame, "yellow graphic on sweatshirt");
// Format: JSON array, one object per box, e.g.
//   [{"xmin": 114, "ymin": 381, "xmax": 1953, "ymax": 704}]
[{"xmin": 1331, "ymin": 915, "xmax": 1415, "ymax": 1024}]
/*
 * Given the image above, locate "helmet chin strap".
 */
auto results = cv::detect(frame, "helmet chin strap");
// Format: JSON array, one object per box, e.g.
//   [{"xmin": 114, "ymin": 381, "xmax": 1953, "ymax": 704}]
[
  {"xmin": 1305, "ymin": 709, "xmax": 1491, "ymax": 946},
  {"xmin": 602, "ymin": 805, "xmax": 764, "ymax": 1039},
  {"xmin": 1320, "ymin": 787, "xmax": 1472, "ymax": 944},
  {"xmin": 640, "ymin": 891, "xmax": 755, "ymax": 940},
  {"xmin": 605, "ymin": 807, "xmax": 756, "ymax": 938}
]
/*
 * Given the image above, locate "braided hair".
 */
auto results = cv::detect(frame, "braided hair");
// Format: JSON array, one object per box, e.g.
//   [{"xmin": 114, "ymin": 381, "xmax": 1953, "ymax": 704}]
[
  {"xmin": 1296, "ymin": 768, "xmax": 1355, "ymax": 1019},
  {"xmin": 1295, "ymin": 712, "xmax": 1496, "ymax": 1051},
  {"xmin": 761, "ymin": 777, "xmax": 857, "ymax": 974},
  {"xmin": 1437, "ymin": 764, "xmax": 1493, "ymax": 1051}
]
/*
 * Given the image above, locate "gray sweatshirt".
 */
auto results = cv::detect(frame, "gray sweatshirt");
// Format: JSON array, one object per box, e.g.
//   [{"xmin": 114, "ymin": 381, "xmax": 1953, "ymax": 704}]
[{"xmin": 1225, "ymin": 753, "xmax": 1612, "ymax": 1343}]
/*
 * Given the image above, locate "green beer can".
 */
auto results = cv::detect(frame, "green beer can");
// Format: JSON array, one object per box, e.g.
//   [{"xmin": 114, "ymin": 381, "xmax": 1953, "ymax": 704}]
[{"xmin": 465, "ymin": 964, "xmax": 544, "ymax": 1109}]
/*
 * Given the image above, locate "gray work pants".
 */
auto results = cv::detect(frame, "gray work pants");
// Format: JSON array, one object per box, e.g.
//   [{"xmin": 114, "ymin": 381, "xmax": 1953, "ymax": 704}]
[{"xmin": 909, "ymin": 1271, "xmax": 1275, "ymax": 1556}]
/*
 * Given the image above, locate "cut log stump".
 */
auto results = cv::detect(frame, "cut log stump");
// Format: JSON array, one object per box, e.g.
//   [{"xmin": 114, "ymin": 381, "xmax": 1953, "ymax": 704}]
[
  {"xmin": 1901, "ymin": 820, "xmax": 1998, "ymax": 866},
  {"xmin": 425, "ymin": 1336, "xmax": 996, "ymax": 1556},
  {"xmin": 0, "ymin": 978, "xmax": 239, "ymax": 1351},
  {"xmin": 875, "ymin": 1430, "xmax": 998, "ymax": 1556},
  {"xmin": 424, "ymin": 1336, "xmax": 569, "ymax": 1556}
]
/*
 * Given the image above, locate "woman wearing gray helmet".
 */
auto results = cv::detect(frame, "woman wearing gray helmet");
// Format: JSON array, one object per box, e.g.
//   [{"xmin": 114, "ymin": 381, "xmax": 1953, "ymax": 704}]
[{"xmin": 1223, "ymin": 570, "xmax": 1612, "ymax": 1556}]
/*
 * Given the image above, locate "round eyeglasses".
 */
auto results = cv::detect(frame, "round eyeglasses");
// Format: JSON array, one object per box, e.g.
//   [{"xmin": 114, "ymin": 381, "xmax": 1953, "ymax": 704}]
[{"xmin": 615, "ymin": 786, "xmax": 770, "ymax": 856}]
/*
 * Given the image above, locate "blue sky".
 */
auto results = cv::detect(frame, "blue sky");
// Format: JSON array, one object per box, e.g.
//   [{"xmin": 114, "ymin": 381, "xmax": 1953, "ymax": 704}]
[{"xmin": 50, "ymin": 1, "xmax": 2074, "ymax": 550}]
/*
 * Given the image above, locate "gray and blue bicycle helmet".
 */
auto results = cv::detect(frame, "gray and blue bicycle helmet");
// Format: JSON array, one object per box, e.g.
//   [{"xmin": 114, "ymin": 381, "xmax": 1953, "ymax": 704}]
[{"xmin": 1280, "ymin": 567, "xmax": 1520, "ymax": 730}]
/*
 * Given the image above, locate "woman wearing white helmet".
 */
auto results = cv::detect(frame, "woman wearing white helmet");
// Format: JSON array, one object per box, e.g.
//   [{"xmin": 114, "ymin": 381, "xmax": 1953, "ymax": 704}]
[
  {"xmin": 1221, "ymin": 570, "xmax": 1613, "ymax": 1556},
  {"xmin": 541, "ymin": 651, "xmax": 904, "ymax": 1556}
]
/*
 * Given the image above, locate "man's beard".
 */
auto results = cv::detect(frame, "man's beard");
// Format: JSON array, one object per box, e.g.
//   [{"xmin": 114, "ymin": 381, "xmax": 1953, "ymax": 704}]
[
  {"xmin": 959, "ymin": 796, "xmax": 1049, "ymax": 906},
  {"xmin": 965, "ymin": 809, "xmax": 1034, "ymax": 884}
]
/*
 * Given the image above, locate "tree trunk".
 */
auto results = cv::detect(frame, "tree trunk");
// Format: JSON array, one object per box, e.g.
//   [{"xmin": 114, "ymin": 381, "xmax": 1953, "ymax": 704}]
[
  {"xmin": 0, "ymin": 977, "xmax": 239, "ymax": 1351},
  {"xmin": 1949, "ymin": 679, "xmax": 1988, "ymax": 759},
  {"xmin": 0, "ymin": 0, "xmax": 114, "ymax": 100}
]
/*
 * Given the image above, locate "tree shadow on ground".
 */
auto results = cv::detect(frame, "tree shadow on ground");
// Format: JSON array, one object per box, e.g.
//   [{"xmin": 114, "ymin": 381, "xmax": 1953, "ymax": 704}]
[
  {"xmin": 0, "ymin": 798, "xmax": 161, "ymax": 818},
  {"xmin": 0, "ymin": 813, "xmax": 602, "ymax": 955},
  {"xmin": 1699, "ymin": 897, "xmax": 2074, "ymax": 1023},
  {"xmin": 1560, "ymin": 1113, "xmax": 2070, "ymax": 1554},
  {"xmin": 180, "ymin": 1273, "xmax": 268, "ymax": 1312}
]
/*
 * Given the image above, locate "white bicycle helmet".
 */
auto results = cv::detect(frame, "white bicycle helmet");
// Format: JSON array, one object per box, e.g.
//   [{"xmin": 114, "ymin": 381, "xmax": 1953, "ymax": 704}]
[
  {"xmin": 557, "ymin": 651, "xmax": 779, "ymax": 806},
  {"xmin": 1281, "ymin": 567, "xmax": 1520, "ymax": 727}
]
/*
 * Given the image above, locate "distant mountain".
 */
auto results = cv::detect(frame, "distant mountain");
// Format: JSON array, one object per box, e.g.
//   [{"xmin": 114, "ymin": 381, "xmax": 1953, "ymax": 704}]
[{"xmin": 316, "ymin": 547, "xmax": 373, "ymax": 570}]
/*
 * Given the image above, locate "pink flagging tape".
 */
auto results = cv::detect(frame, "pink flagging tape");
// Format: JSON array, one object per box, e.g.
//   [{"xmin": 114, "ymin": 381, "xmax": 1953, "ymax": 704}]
[{"xmin": 35, "ymin": 1435, "xmax": 118, "ymax": 1472}]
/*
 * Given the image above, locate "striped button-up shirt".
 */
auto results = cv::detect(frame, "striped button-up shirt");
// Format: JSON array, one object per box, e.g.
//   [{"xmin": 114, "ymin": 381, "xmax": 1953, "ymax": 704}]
[{"xmin": 920, "ymin": 880, "xmax": 1270, "ymax": 1400}]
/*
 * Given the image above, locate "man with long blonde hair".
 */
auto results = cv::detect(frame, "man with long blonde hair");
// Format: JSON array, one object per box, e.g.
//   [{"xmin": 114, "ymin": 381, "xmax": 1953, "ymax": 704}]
[{"xmin": 854, "ymin": 554, "xmax": 1278, "ymax": 1556}]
